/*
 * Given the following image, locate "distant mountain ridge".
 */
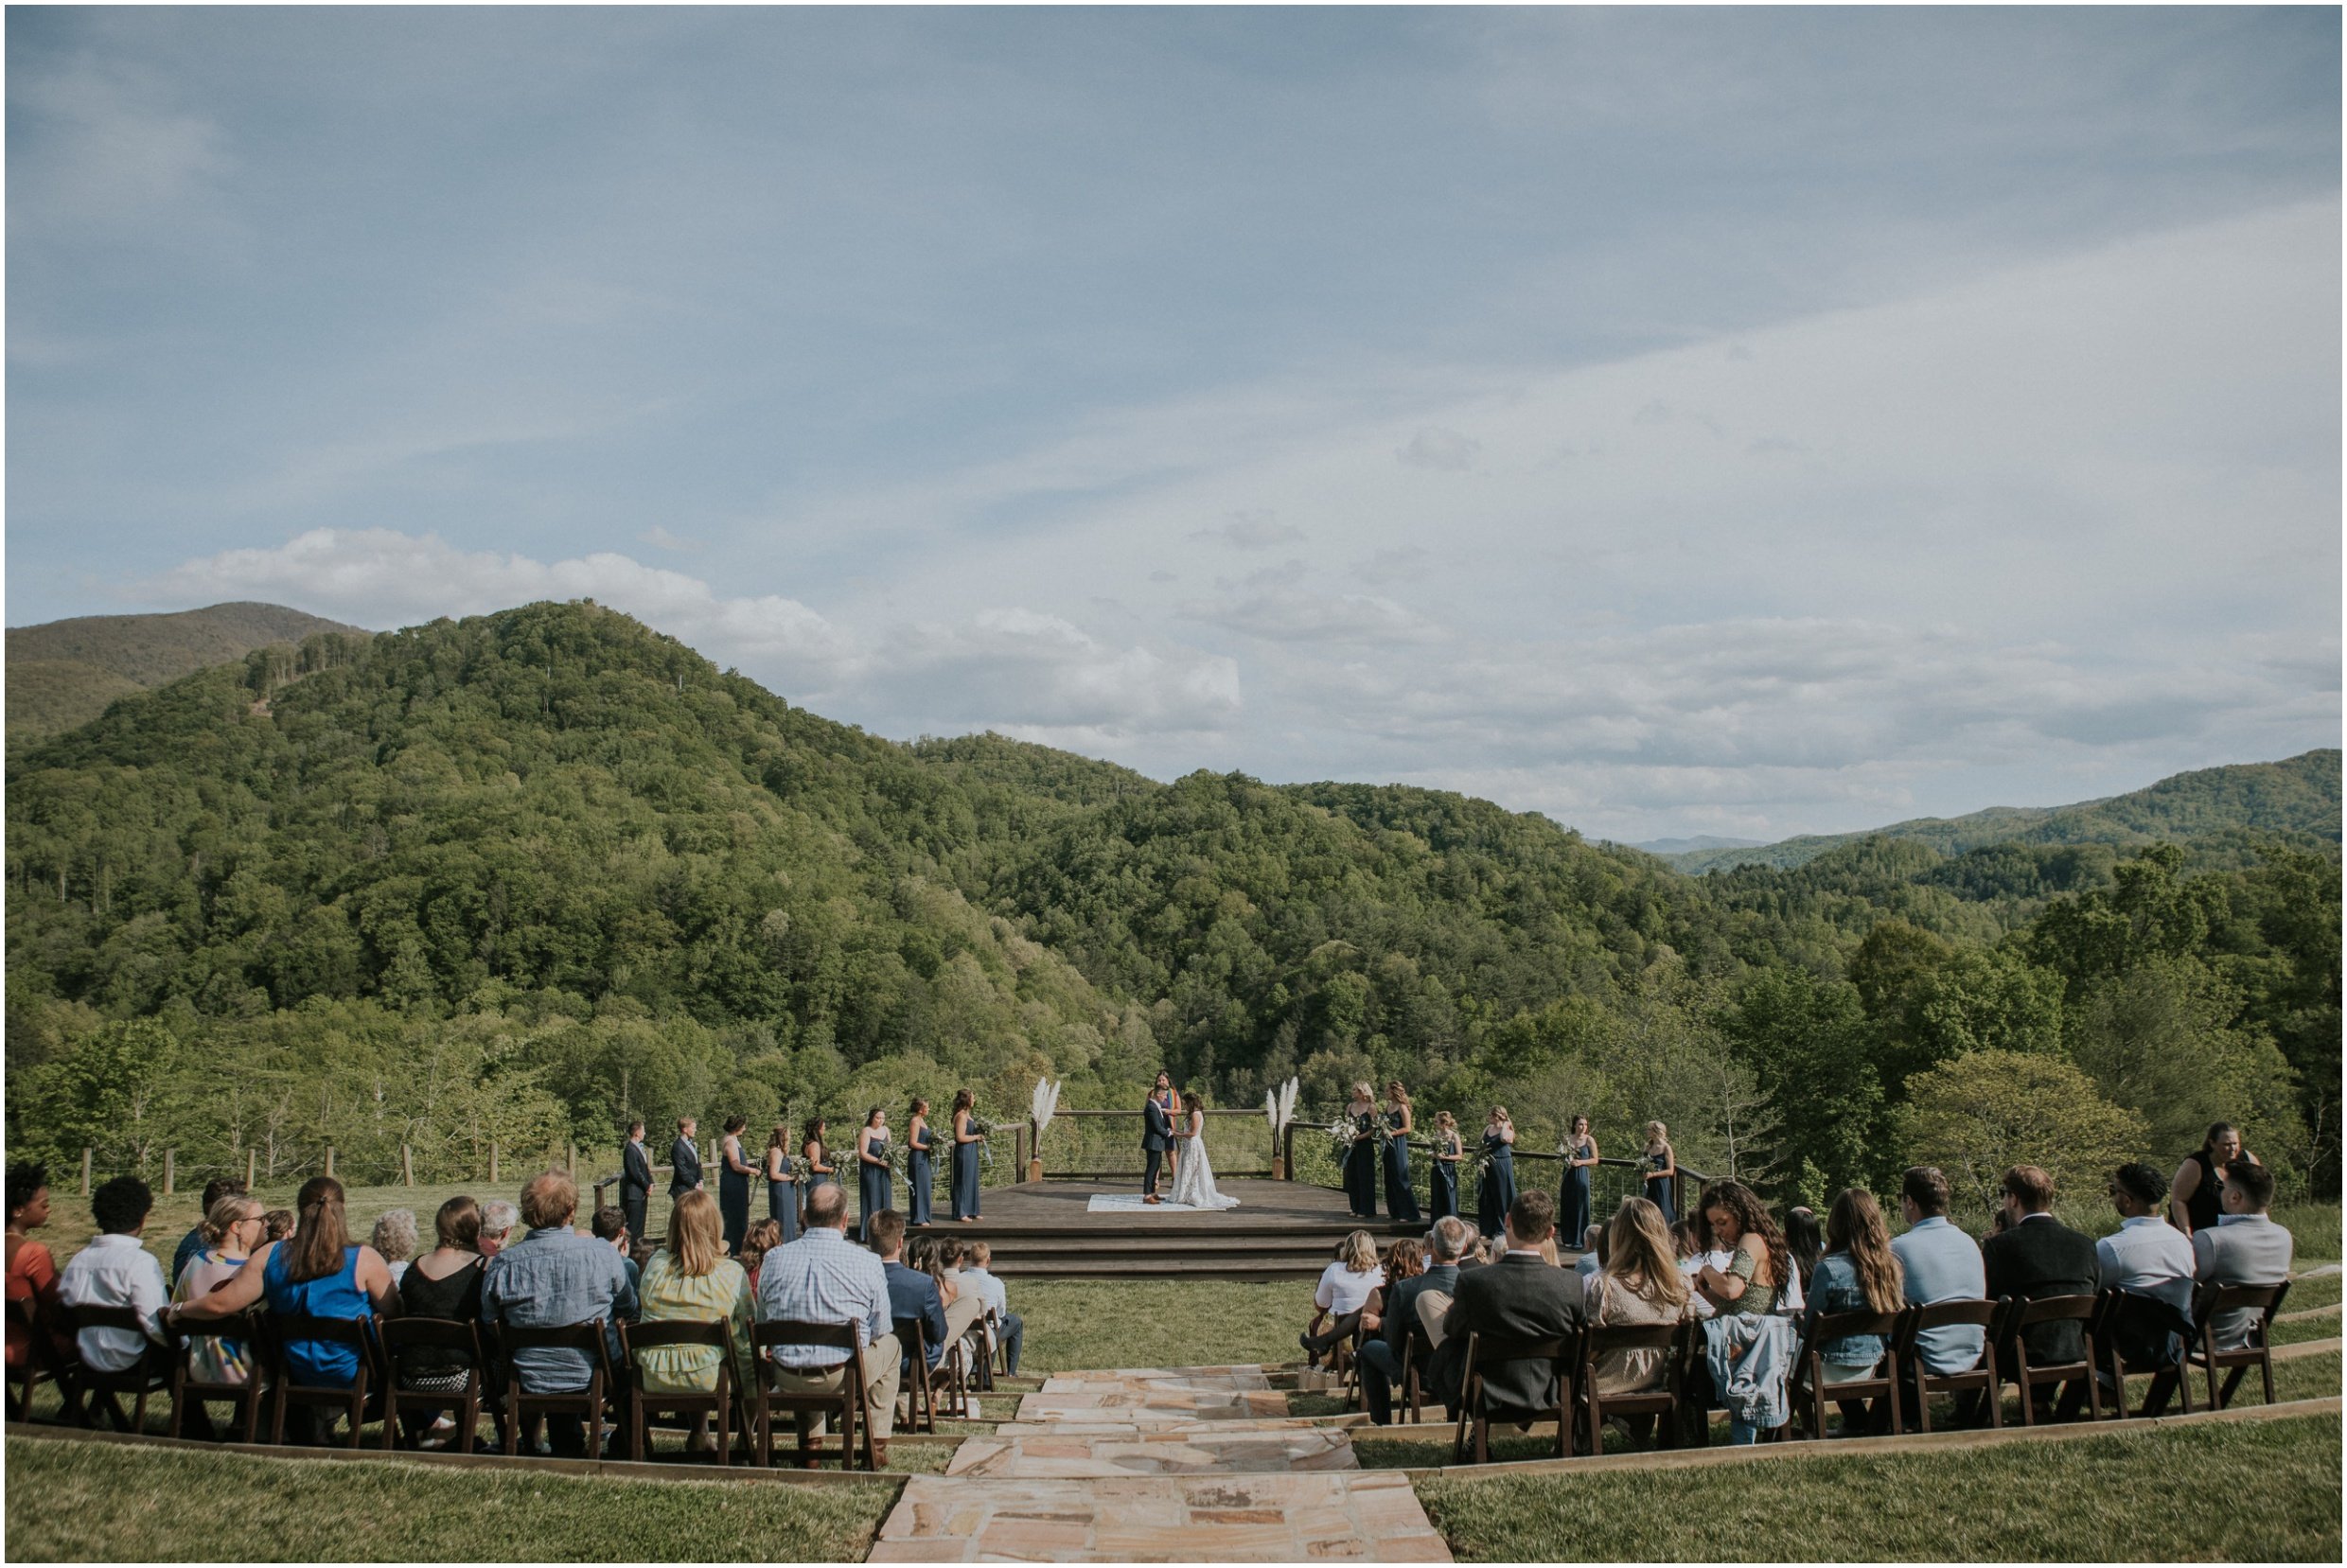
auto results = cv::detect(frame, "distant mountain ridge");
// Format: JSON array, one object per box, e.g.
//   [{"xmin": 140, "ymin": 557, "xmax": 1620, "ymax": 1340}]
[
  {"xmin": 6, "ymin": 601, "xmax": 368, "ymax": 742},
  {"xmin": 1631, "ymin": 835, "xmax": 1768, "ymax": 855},
  {"xmin": 1650, "ymin": 750, "xmax": 2343, "ymax": 874}
]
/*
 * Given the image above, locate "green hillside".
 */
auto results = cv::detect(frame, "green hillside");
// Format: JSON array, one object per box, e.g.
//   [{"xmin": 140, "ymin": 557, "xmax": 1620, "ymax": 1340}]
[
  {"xmin": 5, "ymin": 601, "xmax": 2337, "ymax": 1204},
  {"xmin": 6, "ymin": 601, "xmax": 369, "ymax": 744},
  {"xmin": 1659, "ymin": 750, "xmax": 2343, "ymax": 874}
]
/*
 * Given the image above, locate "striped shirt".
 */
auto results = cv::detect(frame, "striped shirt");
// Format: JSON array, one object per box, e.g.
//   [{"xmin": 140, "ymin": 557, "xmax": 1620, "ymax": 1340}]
[
  {"xmin": 753, "ymin": 1226, "xmax": 888, "ymax": 1370},
  {"xmin": 635, "ymin": 1251, "xmax": 754, "ymax": 1394},
  {"xmin": 170, "ymin": 1250, "xmax": 256, "ymax": 1384}
]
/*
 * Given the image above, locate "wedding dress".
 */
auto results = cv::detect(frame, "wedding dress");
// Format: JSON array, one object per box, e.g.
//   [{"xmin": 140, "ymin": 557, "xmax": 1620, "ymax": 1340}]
[{"xmin": 1168, "ymin": 1113, "xmax": 1241, "ymax": 1209}]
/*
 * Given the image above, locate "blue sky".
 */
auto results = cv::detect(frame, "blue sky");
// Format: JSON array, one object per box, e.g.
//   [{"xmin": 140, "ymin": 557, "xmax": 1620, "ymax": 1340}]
[{"xmin": 8, "ymin": 6, "xmax": 2339, "ymax": 841}]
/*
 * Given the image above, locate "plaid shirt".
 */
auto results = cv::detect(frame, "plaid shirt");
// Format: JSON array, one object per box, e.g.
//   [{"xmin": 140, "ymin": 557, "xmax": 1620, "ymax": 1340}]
[{"xmin": 754, "ymin": 1225, "xmax": 888, "ymax": 1370}]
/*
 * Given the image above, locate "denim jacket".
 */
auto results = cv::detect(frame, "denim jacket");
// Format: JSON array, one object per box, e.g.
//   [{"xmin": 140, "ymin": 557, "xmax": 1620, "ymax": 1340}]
[{"xmin": 1808, "ymin": 1252, "xmax": 1887, "ymax": 1366}]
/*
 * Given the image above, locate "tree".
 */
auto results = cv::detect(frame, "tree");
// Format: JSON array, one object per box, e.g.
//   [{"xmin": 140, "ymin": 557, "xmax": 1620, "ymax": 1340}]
[
  {"xmin": 1719, "ymin": 969, "xmax": 1889, "ymax": 1199},
  {"xmin": 1904, "ymin": 1049, "xmax": 2147, "ymax": 1219}
]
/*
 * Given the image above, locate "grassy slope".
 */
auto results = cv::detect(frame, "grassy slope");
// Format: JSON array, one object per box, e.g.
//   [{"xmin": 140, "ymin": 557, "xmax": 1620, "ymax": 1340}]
[
  {"xmin": 1418, "ymin": 1414, "xmax": 2340, "ymax": 1563},
  {"xmin": 1, "ymin": 1437, "xmax": 896, "ymax": 1562}
]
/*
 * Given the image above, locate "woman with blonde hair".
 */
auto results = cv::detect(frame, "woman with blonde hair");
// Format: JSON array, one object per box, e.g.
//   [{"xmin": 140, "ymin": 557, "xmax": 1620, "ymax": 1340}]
[
  {"xmin": 169, "ymin": 1192, "xmax": 270, "ymax": 1431},
  {"xmin": 1341, "ymin": 1082, "xmax": 1380, "ymax": 1220},
  {"xmin": 1642, "ymin": 1121, "xmax": 1679, "ymax": 1219},
  {"xmin": 1381, "ymin": 1082, "xmax": 1421, "ymax": 1224},
  {"xmin": 1299, "ymin": 1228, "xmax": 1386, "ymax": 1369},
  {"xmin": 1585, "ymin": 1197, "xmax": 1693, "ymax": 1398},
  {"xmin": 635, "ymin": 1190, "xmax": 753, "ymax": 1409},
  {"xmin": 1808, "ymin": 1189, "xmax": 1905, "ymax": 1393},
  {"xmin": 1427, "ymin": 1111, "xmax": 1463, "ymax": 1222},
  {"xmin": 1475, "ymin": 1106, "xmax": 1517, "ymax": 1239}
]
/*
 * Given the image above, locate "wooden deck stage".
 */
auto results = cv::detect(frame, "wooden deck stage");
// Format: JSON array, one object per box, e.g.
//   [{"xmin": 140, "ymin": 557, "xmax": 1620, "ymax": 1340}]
[{"xmin": 914, "ymin": 1178, "xmax": 1410, "ymax": 1279}]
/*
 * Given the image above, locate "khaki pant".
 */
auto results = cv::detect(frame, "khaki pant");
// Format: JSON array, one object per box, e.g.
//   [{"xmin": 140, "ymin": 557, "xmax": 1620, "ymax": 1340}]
[
  {"xmin": 944, "ymin": 1293, "xmax": 985, "ymax": 1351},
  {"xmin": 769, "ymin": 1332, "xmax": 902, "ymax": 1443}
]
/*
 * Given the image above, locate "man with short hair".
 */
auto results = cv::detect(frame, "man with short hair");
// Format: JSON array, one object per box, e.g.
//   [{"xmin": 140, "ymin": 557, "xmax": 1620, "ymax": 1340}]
[
  {"xmin": 171, "ymin": 1176, "xmax": 247, "ymax": 1288},
  {"xmin": 1429, "ymin": 1190, "xmax": 1582, "ymax": 1419},
  {"xmin": 58, "ymin": 1176, "xmax": 169, "ymax": 1380},
  {"xmin": 1360, "ymin": 1216, "xmax": 1468, "ymax": 1424},
  {"xmin": 959, "ymin": 1242, "xmax": 1022, "ymax": 1377},
  {"xmin": 2098, "ymin": 1163, "xmax": 2197, "ymax": 1315},
  {"xmin": 591, "ymin": 1206, "xmax": 641, "ymax": 1301},
  {"xmin": 670, "ymin": 1118, "xmax": 703, "ymax": 1199},
  {"xmin": 1889, "ymin": 1165, "xmax": 1987, "ymax": 1375},
  {"xmin": 618, "ymin": 1120, "xmax": 653, "ymax": 1246},
  {"xmin": 872, "ymin": 1210, "xmax": 948, "ymax": 1388},
  {"xmin": 757, "ymin": 1179, "xmax": 902, "ymax": 1466},
  {"xmin": 481, "ymin": 1172, "xmax": 637, "ymax": 1456},
  {"xmin": 1982, "ymin": 1164, "xmax": 2101, "ymax": 1418},
  {"xmin": 2194, "ymin": 1158, "xmax": 2294, "ymax": 1351},
  {"xmin": 478, "ymin": 1199, "xmax": 519, "ymax": 1259}
]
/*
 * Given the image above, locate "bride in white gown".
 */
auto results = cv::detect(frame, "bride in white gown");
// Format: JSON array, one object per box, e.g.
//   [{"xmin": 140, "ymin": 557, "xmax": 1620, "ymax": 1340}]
[{"xmin": 1168, "ymin": 1091, "xmax": 1241, "ymax": 1209}]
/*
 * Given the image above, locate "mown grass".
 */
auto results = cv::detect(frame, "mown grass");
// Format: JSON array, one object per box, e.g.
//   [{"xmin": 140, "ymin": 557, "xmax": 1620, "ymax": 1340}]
[
  {"xmin": 1013, "ymin": 1277, "xmax": 1303, "ymax": 1373},
  {"xmin": 1417, "ymin": 1413, "xmax": 2340, "ymax": 1562},
  {"xmin": 2, "ymin": 1436, "xmax": 899, "ymax": 1562}
]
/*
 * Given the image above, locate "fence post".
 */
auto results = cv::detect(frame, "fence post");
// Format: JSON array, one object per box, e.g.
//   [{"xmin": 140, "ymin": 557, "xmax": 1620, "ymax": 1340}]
[
  {"xmin": 163, "ymin": 1149, "xmax": 176, "ymax": 1196},
  {"xmin": 324, "ymin": 1145, "xmax": 336, "ymax": 1180},
  {"xmin": 80, "ymin": 1147, "xmax": 93, "ymax": 1196},
  {"xmin": 401, "ymin": 1144, "xmax": 415, "ymax": 1188},
  {"xmin": 567, "ymin": 1141, "xmax": 578, "ymax": 1176},
  {"xmin": 246, "ymin": 1148, "xmax": 257, "ymax": 1189},
  {"xmin": 489, "ymin": 1141, "xmax": 500, "ymax": 1186}
]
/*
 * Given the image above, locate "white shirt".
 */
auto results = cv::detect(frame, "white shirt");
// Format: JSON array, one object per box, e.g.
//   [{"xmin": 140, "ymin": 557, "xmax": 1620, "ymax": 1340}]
[
  {"xmin": 1314, "ymin": 1260, "xmax": 1385, "ymax": 1314},
  {"xmin": 57, "ymin": 1233, "xmax": 169, "ymax": 1372},
  {"xmin": 2095, "ymin": 1214, "xmax": 2197, "ymax": 1314},
  {"xmin": 960, "ymin": 1264, "xmax": 1009, "ymax": 1319}
]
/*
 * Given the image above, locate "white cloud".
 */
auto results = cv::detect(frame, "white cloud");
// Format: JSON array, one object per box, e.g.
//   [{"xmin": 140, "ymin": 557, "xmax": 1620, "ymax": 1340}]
[
  {"xmin": 1189, "ymin": 513, "xmax": 1307, "ymax": 550},
  {"xmin": 1396, "ymin": 426, "xmax": 1481, "ymax": 471}
]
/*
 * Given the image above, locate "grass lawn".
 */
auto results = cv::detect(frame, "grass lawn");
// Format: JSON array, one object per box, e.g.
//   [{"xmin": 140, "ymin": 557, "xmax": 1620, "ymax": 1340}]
[
  {"xmin": 2, "ymin": 1436, "xmax": 899, "ymax": 1562},
  {"xmin": 1013, "ymin": 1277, "xmax": 1303, "ymax": 1372},
  {"xmin": 1416, "ymin": 1412, "xmax": 2342, "ymax": 1562}
]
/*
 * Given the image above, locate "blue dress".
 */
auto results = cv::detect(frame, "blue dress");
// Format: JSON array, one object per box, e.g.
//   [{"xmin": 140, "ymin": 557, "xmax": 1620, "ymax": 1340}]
[
  {"xmin": 856, "ymin": 1135, "xmax": 892, "ymax": 1242},
  {"xmin": 1644, "ymin": 1150, "xmax": 1677, "ymax": 1219},
  {"xmin": 1342, "ymin": 1110, "xmax": 1381, "ymax": 1219},
  {"xmin": 1428, "ymin": 1133, "xmax": 1460, "ymax": 1222},
  {"xmin": 1383, "ymin": 1109, "xmax": 1421, "ymax": 1224},
  {"xmin": 718, "ymin": 1136, "xmax": 751, "ymax": 1255},
  {"xmin": 950, "ymin": 1115, "xmax": 982, "ymax": 1220},
  {"xmin": 767, "ymin": 1154, "xmax": 801, "ymax": 1244},
  {"xmin": 1560, "ymin": 1138, "xmax": 1595, "ymax": 1245},
  {"xmin": 262, "ymin": 1244, "xmax": 369, "ymax": 1386},
  {"xmin": 1475, "ymin": 1132, "xmax": 1517, "ymax": 1238},
  {"xmin": 907, "ymin": 1120, "xmax": 936, "ymax": 1226}
]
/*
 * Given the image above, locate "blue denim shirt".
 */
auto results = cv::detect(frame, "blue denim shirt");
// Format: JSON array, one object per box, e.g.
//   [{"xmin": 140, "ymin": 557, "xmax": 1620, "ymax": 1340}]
[
  {"xmin": 1808, "ymin": 1252, "xmax": 1887, "ymax": 1366},
  {"xmin": 1890, "ymin": 1216, "xmax": 1986, "ymax": 1374},
  {"xmin": 482, "ymin": 1225, "xmax": 638, "ymax": 1392}
]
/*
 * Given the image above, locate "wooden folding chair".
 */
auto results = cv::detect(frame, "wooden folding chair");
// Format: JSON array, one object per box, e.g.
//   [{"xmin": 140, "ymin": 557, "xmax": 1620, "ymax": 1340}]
[
  {"xmin": 748, "ymin": 1319, "xmax": 874, "ymax": 1471},
  {"xmin": 1579, "ymin": 1320, "xmax": 1688, "ymax": 1453},
  {"xmin": 60, "ymin": 1304, "xmax": 171, "ymax": 1433},
  {"xmin": 1998, "ymin": 1295, "xmax": 2102, "ymax": 1426},
  {"xmin": 1889, "ymin": 1299, "xmax": 2003, "ymax": 1433},
  {"xmin": 895, "ymin": 1316, "xmax": 972, "ymax": 1431},
  {"xmin": 2091, "ymin": 1289, "xmax": 2195, "ymax": 1420},
  {"xmin": 620, "ymin": 1319, "xmax": 745, "ymax": 1464},
  {"xmin": 378, "ymin": 1317, "xmax": 491, "ymax": 1453},
  {"xmin": 1788, "ymin": 1306, "xmax": 1902, "ymax": 1439},
  {"xmin": 496, "ymin": 1320, "xmax": 612, "ymax": 1458},
  {"xmin": 1398, "ymin": 1323, "xmax": 1432, "ymax": 1424},
  {"xmin": 2186, "ymin": 1279, "xmax": 2290, "ymax": 1411},
  {"xmin": 7, "ymin": 1293, "xmax": 79, "ymax": 1422},
  {"xmin": 166, "ymin": 1309, "xmax": 271, "ymax": 1443},
  {"xmin": 1450, "ymin": 1330, "xmax": 1577, "ymax": 1464},
  {"xmin": 266, "ymin": 1313, "xmax": 383, "ymax": 1447}
]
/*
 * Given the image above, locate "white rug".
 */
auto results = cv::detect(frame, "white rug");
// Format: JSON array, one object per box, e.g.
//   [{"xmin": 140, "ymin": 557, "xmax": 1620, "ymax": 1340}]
[{"xmin": 1085, "ymin": 1194, "xmax": 1242, "ymax": 1213}]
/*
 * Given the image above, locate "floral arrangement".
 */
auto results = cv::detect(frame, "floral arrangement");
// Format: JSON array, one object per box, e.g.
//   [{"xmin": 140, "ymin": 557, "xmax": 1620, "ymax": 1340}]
[
  {"xmin": 966, "ymin": 1112, "xmax": 998, "ymax": 1169},
  {"xmin": 1327, "ymin": 1112, "xmax": 1390, "ymax": 1161}
]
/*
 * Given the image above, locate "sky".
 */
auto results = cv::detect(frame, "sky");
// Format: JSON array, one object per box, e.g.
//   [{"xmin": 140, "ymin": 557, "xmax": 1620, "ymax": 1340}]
[{"xmin": 7, "ymin": 6, "xmax": 2339, "ymax": 844}]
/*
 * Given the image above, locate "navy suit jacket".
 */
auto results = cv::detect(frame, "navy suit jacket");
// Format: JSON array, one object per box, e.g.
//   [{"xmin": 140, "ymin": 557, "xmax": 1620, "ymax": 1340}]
[
  {"xmin": 1142, "ymin": 1095, "xmax": 1174, "ymax": 1154},
  {"xmin": 1382, "ymin": 1263, "xmax": 1461, "ymax": 1358},
  {"xmin": 886, "ymin": 1260, "xmax": 950, "ymax": 1369},
  {"xmin": 621, "ymin": 1139, "xmax": 653, "ymax": 1204},
  {"xmin": 668, "ymin": 1136, "xmax": 702, "ymax": 1196}
]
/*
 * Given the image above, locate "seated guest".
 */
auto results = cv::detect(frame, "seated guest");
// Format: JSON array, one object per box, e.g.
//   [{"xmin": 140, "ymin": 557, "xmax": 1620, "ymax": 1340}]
[
  {"xmin": 874, "ymin": 1213, "xmax": 948, "ymax": 1379},
  {"xmin": 2194, "ymin": 1158, "xmax": 2293, "ymax": 1350},
  {"xmin": 262, "ymin": 1210, "xmax": 296, "ymax": 1244},
  {"xmin": 170, "ymin": 1176, "xmax": 400, "ymax": 1445},
  {"xmin": 1889, "ymin": 1165, "xmax": 1986, "ymax": 1381},
  {"xmin": 1584, "ymin": 1197, "xmax": 1693, "ymax": 1399},
  {"xmin": 1300, "ymin": 1230, "xmax": 1386, "ymax": 1367},
  {"xmin": 737, "ymin": 1219, "xmax": 783, "ymax": 1294},
  {"xmin": 926, "ymin": 1238, "xmax": 984, "ymax": 1351},
  {"xmin": 2097, "ymin": 1163, "xmax": 2197, "ymax": 1316},
  {"xmin": 58, "ymin": 1176, "xmax": 171, "ymax": 1382},
  {"xmin": 759, "ymin": 1182, "xmax": 902, "ymax": 1466},
  {"xmin": 6, "ymin": 1162, "xmax": 72, "ymax": 1377},
  {"xmin": 1806, "ymin": 1188, "xmax": 1904, "ymax": 1435},
  {"xmin": 1385, "ymin": 1239, "xmax": 1426, "ymax": 1288},
  {"xmin": 591, "ymin": 1206, "xmax": 641, "ymax": 1301},
  {"xmin": 636, "ymin": 1190, "xmax": 754, "ymax": 1406},
  {"xmin": 371, "ymin": 1209, "xmax": 419, "ymax": 1286},
  {"xmin": 1694, "ymin": 1181, "xmax": 1790, "ymax": 1320},
  {"xmin": 170, "ymin": 1191, "xmax": 269, "ymax": 1398},
  {"xmin": 396, "ymin": 1196, "xmax": 487, "ymax": 1446},
  {"xmin": 1360, "ymin": 1217, "xmax": 1466, "ymax": 1423},
  {"xmin": 477, "ymin": 1200, "xmax": 518, "ymax": 1260},
  {"xmin": 479, "ymin": 1172, "xmax": 637, "ymax": 1456},
  {"xmin": 1784, "ymin": 1206, "xmax": 1825, "ymax": 1295},
  {"xmin": 171, "ymin": 1177, "xmax": 247, "ymax": 1288},
  {"xmin": 959, "ymin": 1242, "xmax": 1022, "ymax": 1377},
  {"xmin": 1574, "ymin": 1224, "xmax": 1606, "ymax": 1286},
  {"xmin": 1430, "ymin": 1189, "xmax": 1583, "ymax": 1418},
  {"xmin": 1982, "ymin": 1164, "xmax": 2100, "ymax": 1417}
]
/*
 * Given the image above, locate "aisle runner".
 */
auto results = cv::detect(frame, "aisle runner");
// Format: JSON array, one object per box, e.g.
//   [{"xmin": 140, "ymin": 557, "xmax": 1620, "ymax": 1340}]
[
  {"xmin": 1084, "ymin": 1194, "xmax": 1242, "ymax": 1213},
  {"xmin": 868, "ymin": 1364, "xmax": 1452, "ymax": 1561}
]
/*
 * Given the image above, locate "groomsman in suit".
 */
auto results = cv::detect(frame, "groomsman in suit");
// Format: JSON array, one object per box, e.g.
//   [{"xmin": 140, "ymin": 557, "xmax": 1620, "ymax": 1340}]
[
  {"xmin": 1141, "ymin": 1076, "xmax": 1174, "ymax": 1205},
  {"xmin": 619, "ymin": 1120, "xmax": 654, "ymax": 1246},
  {"xmin": 1981, "ymin": 1163, "xmax": 2100, "ymax": 1419},
  {"xmin": 1429, "ymin": 1190, "xmax": 1583, "ymax": 1418},
  {"xmin": 669, "ymin": 1117, "xmax": 704, "ymax": 1200}
]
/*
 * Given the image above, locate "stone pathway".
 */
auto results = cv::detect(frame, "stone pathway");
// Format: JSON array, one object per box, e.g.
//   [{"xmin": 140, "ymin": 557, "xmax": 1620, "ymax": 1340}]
[{"xmin": 868, "ymin": 1365, "xmax": 1453, "ymax": 1562}]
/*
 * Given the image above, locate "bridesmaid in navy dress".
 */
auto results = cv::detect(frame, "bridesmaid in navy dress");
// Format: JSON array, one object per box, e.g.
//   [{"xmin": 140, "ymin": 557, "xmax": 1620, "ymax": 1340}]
[
  {"xmin": 1641, "ymin": 1120, "xmax": 1678, "ymax": 1220},
  {"xmin": 802, "ymin": 1116, "xmax": 835, "ymax": 1230},
  {"xmin": 1559, "ymin": 1114, "xmax": 1597, "ymax": 1247},
  {"xmin": 905, "ymin": 1099, "xmax": 936, "ymax": 1227},
  {"xmin": 949, "ymin": 1087, "xmax": 986, "ymax": 1221},
  {"xmin": 1382, "ymin": 1082, "xmax": 1421, "ymax": 1224},
  {"xmin": 717, "ymin": 1115, "xmax": 754, "ymax": 1256},
  {"xmin": 1340, "ymin": 1083, "xmax": 1381, "ymax": 1220},
  {"xmin": 1427, "ymin": 1111, "xmax": 1462, "ymax": 1222},
  {"xmin": 764, "ymin": 1122, "xmax": 801, "ymax": 1244},
  {"xmin": 854, "ymin": 1107, "xmax": 891, "ymax": 1242},
  {"xmin": 1475, "ymin": 1106, "xmax": 1518, "ymax": 1239}
]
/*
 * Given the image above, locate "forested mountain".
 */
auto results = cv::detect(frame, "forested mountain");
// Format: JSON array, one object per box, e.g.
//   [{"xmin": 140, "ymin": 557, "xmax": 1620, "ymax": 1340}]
[
  {"xmin": 7, "ymin": 601, "xmax": 2337, "ymax": 1206},
  {"xmin": 1654, "ymin": 751, "xmax": 2341, "ymax": 873},
  {"xmin": 6, "ymin": 601, "xmax": 368, "ymax": 745}
]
